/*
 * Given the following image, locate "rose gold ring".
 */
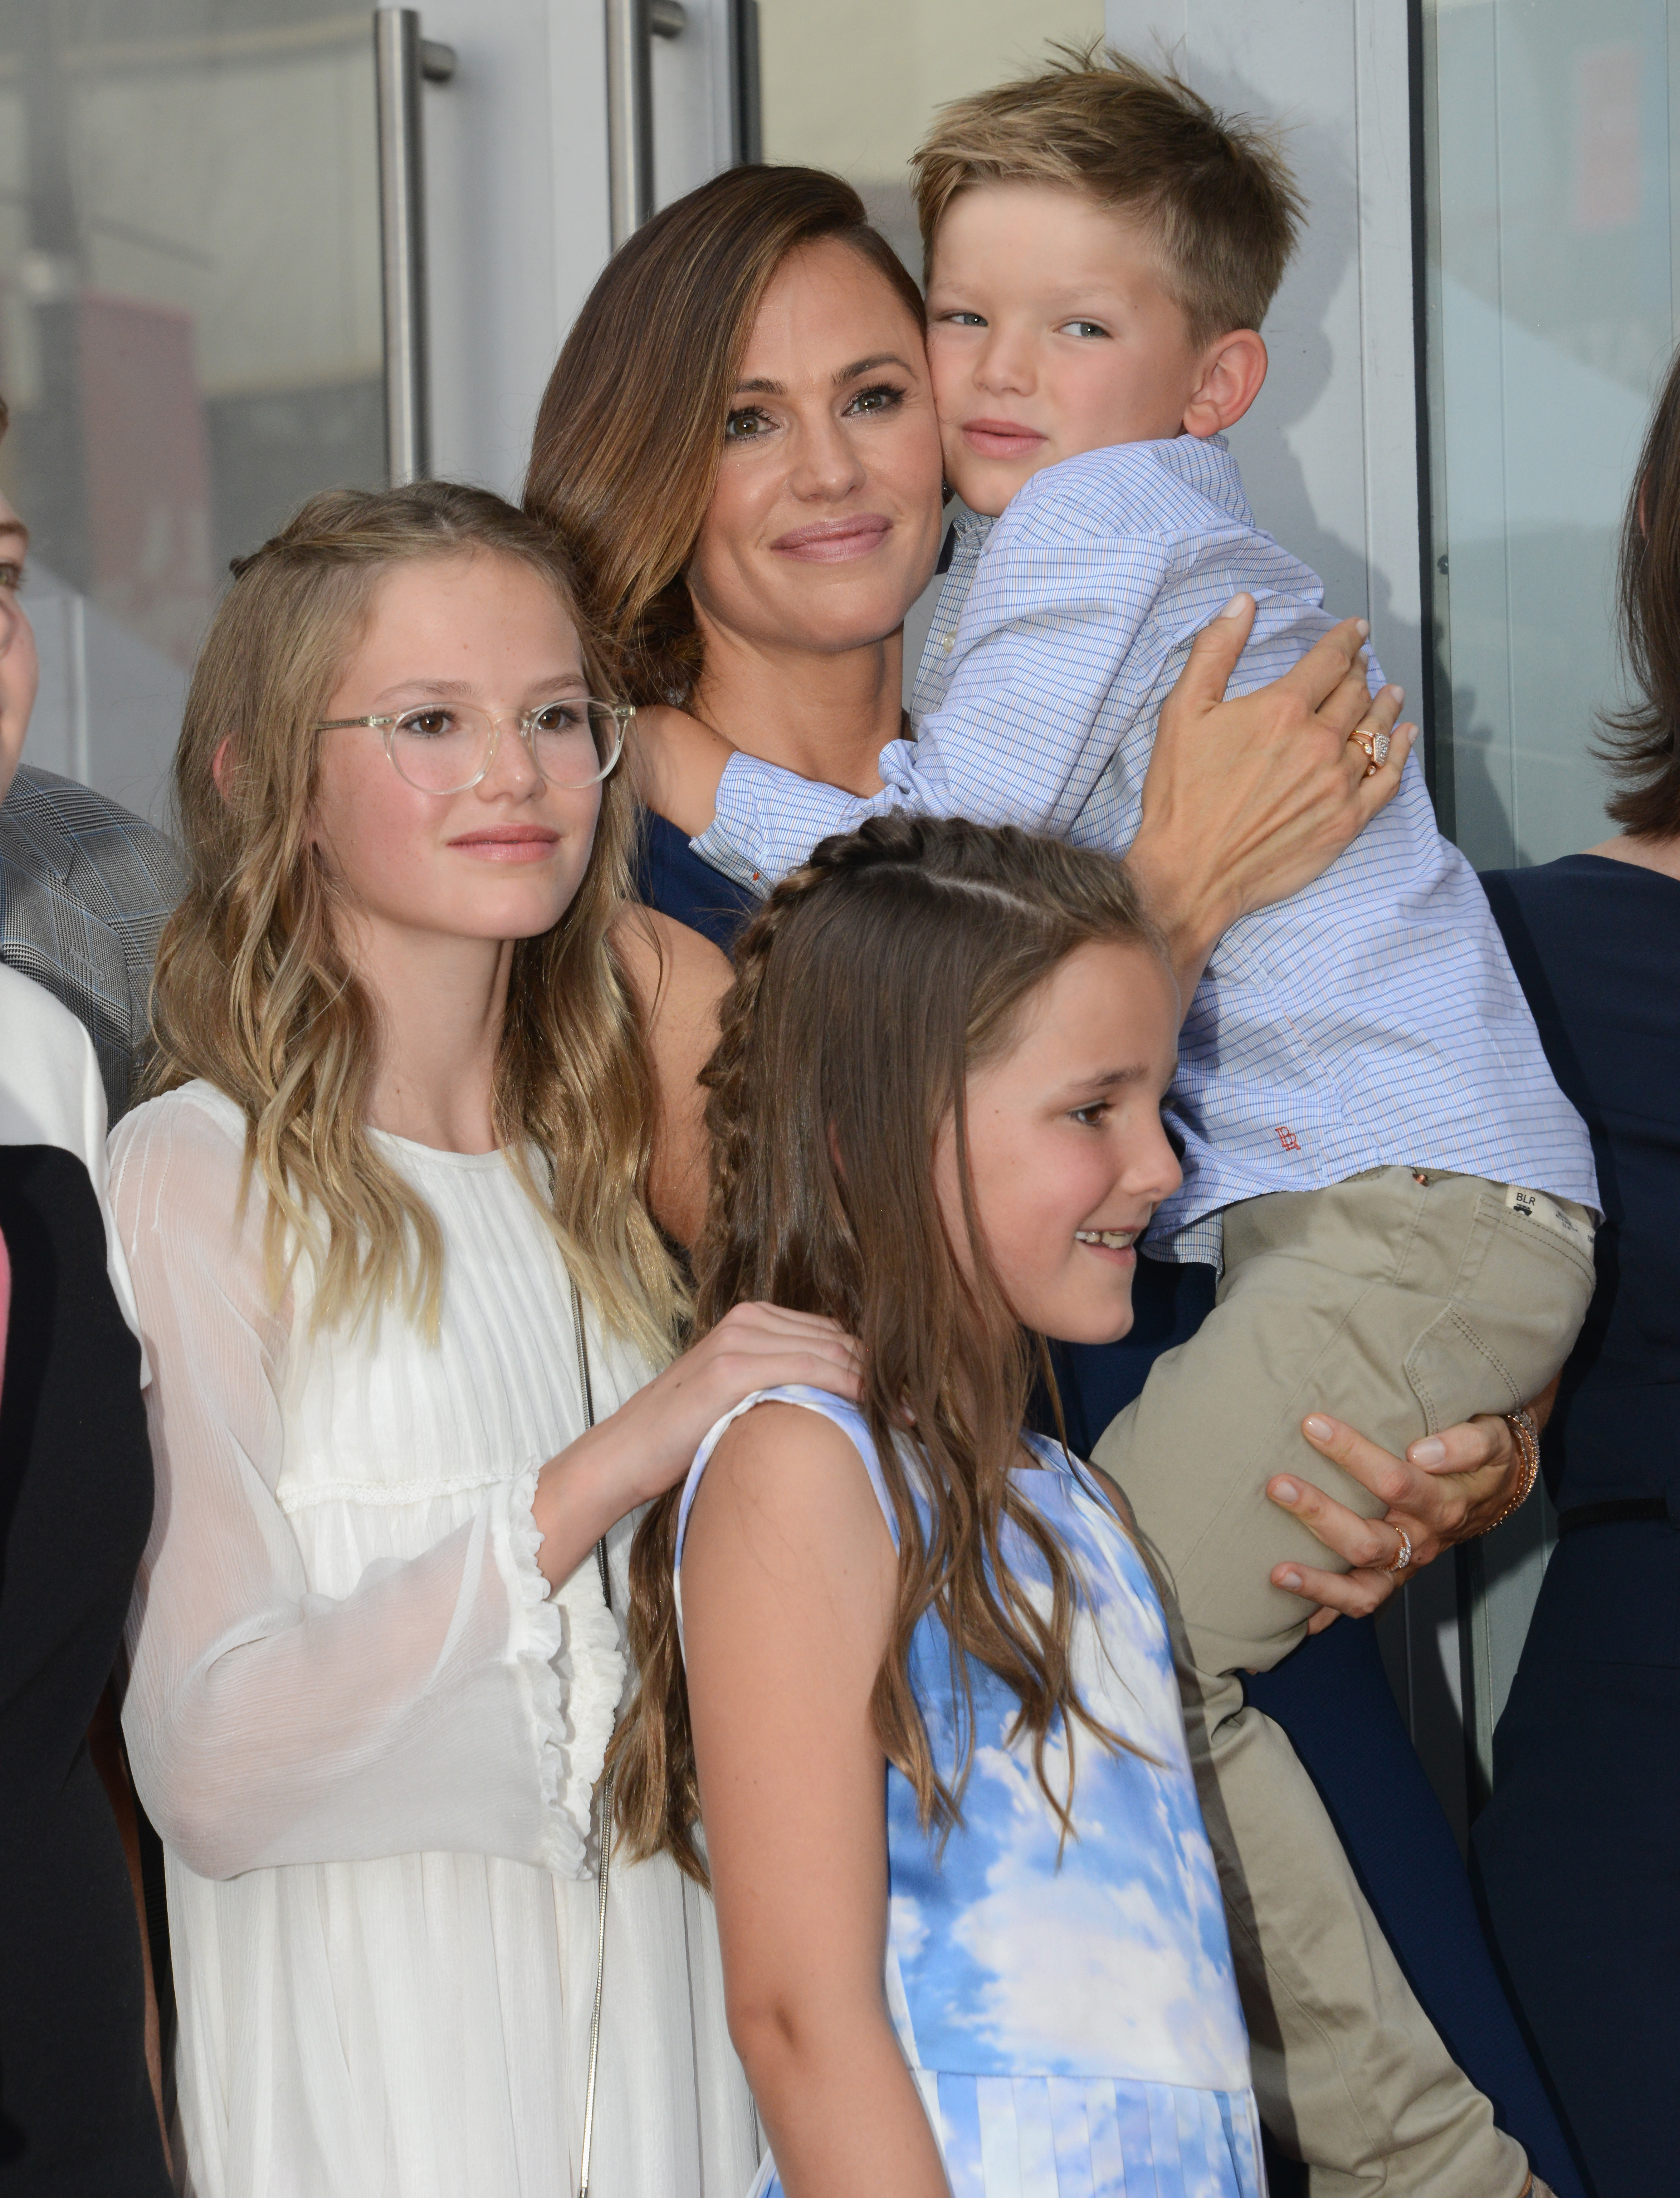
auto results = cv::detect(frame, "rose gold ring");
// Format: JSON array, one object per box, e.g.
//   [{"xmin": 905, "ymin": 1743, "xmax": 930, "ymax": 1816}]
[
  {"xmin": 1349, "ymin": 727, "xmax": 1392, "ymax": 777},
  {"xmin": 1384, "ymin": 1525, "xmax": 1414, "ymax": 1575}
]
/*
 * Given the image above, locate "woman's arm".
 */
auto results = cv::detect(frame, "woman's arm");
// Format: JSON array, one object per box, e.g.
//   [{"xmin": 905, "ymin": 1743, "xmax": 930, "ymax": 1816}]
[
  {"xmin": 612, "ymin": 903, "xmax": 732, "ymax": 1249},
  {"xmin": 682, "ymin": 1403, "xmax": 948, "ymax": 2198},
  {"xmin": 1123, "ymin": 597, "xmax": 1415, "ymax": 1006},
  {"xmin": 1264, "ymin": 1385, "xmax": 1558, "ymax": 1628}
]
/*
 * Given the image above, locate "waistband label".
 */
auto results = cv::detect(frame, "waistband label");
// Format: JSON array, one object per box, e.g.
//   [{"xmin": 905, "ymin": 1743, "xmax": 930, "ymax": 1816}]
[{"xmin": 1506, "ymin": 1182, "xmax": 1596, "ymax": 1247}]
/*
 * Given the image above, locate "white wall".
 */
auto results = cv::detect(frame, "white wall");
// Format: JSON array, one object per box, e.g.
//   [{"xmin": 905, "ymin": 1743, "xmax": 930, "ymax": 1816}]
[{"xmin": 1104, "ymin": 1, "xmax": 1424, "ymax": 717}]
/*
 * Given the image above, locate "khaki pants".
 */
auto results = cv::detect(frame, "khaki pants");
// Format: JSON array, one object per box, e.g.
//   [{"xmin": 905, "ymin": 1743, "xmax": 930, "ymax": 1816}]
[{"xmin": 1095, "ymin": 1167, "xmax": 1596, "ymax": 2195}]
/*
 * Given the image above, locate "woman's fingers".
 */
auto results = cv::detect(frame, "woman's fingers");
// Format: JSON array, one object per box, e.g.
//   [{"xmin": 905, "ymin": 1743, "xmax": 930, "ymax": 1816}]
[
  {"xmin": 1352, "ymin": 723, "xmax": 1418, "ymax": 824},
  {"xmin": 1272, "ymin": 614, "xmax": 1372, "ymax": 715},
  {"xmin": 1405, "ymin": 1413, "xmax": 1508, "ymax": 1476},
  {"xmin": 1297, "ymin": 1411, "xmax": 1418, "ymax": 1514},
  {"xmin": 1273, "ymin": 1552, "xmax": 1400, "ymax": 1623},
  {"xmin": 1169, "ymin": 591, "xmax": 1260, "ymax": 713},
  {"xmin": 1267, "ymin": 1467, "xmax": 1438, "ymax": 1568}
]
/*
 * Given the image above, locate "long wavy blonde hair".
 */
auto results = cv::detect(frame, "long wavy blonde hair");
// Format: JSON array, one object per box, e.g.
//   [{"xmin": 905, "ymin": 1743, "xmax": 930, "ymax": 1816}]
[
  {"xmin": 613, "ymin": 816, "xmax": 1167, "ymax": 1881},
  {"xmin": 149, "ymin": 481, "xmax": 685, "ymax": 1358}
]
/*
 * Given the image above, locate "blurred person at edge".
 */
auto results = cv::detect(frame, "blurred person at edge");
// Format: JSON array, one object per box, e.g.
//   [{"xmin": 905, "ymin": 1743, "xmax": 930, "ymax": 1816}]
[
  {"xmin": 1473, "ymin": 339, "xmax": 1680, "ymax": 2198},
  {"xmin": 0, "ymin": 401, "xmax": 185, "ymax": 1126},
  {"xmin": 0, "ymin": 405, "xmax": 172, "ymax": 2193},
  {"xmin": 525, "ymin": 162, "xmax": 1575, "ymax": 2198}
]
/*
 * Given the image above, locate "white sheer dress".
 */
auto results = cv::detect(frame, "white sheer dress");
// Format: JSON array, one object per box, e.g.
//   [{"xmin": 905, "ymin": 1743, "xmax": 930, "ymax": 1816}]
[{"xmin": 111, "ymin": 1081, "xmax": 758, "ymax": 2198}]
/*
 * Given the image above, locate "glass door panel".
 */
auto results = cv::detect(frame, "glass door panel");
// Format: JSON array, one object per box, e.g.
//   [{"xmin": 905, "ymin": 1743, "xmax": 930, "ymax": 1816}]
[
  {"xmin": 1422, "ymin": 0, "xmax": 1680, "ymax": 870},
  {"xmin": 756, "ymin": 0, "xmax": 1104, "ymax": 278},
  {"xmin": 0, "ymin": 1, "xmax": 384, "ymax": 816}
]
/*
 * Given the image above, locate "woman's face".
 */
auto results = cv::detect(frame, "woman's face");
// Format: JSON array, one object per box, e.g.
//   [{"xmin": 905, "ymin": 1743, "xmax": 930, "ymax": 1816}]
[
  {"xmin": 686, "ymin": 239, "xmax": 946, "ymax": 663},
  {"xmin": 309, "ymin": 550, "xmax": 606, "ymax": 960}
]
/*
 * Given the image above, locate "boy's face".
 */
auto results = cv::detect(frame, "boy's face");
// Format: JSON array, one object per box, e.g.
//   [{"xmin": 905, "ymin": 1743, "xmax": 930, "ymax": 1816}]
[{"xmin": 927, "ymin": 181, "xmax": 1216, "ymax": 518}]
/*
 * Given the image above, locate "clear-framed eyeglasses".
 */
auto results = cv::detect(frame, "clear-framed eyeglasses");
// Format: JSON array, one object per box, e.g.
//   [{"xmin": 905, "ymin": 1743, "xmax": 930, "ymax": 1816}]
[{"xmin": 314, "ymin": 697, "xmax": 633, "ymax": 796}]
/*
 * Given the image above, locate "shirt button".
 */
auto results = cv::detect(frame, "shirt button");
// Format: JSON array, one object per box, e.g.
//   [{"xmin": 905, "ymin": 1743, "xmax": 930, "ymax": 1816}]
[{"xmin": 941, "ymin": 634, "xmax": 954, "ymax": 653}]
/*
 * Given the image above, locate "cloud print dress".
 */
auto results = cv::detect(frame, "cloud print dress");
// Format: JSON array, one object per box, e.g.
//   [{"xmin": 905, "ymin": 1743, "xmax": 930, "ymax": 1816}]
[{"xmin": 678, "ymin": 1387, "xmax": 1263, "ymax": 2198}]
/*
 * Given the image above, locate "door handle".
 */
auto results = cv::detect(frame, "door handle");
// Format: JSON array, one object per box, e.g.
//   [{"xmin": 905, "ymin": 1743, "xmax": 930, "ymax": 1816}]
[
  {"xmin": 373, "ymin": 8, "xmax": 456, "ymax": 485},
  {"xmin": 604, "ymin": 0, "xmax": 688, "ymax": 251}
]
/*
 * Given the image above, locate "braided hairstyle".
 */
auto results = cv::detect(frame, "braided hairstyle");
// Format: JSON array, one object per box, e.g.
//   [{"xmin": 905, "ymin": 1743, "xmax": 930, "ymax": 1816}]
[{"xmin": 612, "ymin": 814, "xmax": 1171, "ymax": 1880}]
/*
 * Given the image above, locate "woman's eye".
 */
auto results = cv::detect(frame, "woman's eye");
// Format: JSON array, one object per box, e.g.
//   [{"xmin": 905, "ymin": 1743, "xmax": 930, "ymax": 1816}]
[
  {"xmin": 942, "ymin": 311, "xmax": 987, "ymax": 329},
  {"xmin": 1060, "ymin": 319, "xmax": 1110, "ymax": 340},
  {"xmin": 724, "ymin": 406, "xmax": 772, "ymax": 443},
  {"xmin": 1071, "ymin": 1102, "xmax": 1112, "ymax": 1128},
  {"xmin": 846, "ymin": 382, "xmax": 904, "ymax": 418},
  {"xmin": 530, "ymin": 702, "xmax": 583, "ymax": 732},
  {"xmin": 399, "ymin": 708, "xmax": 455, "ymax": 739},
  {"xmin": 0, "ymin": 561, "xmax": 21, "ymax": 590}
]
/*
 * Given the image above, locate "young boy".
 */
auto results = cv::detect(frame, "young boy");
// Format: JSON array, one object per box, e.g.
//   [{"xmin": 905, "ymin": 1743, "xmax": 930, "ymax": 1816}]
[{"xmin": 656, "ymin": 58, "xmax": 1593, "ymax": 2192}]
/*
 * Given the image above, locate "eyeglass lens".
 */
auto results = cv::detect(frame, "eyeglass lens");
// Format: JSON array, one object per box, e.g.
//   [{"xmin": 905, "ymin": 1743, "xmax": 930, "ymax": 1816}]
[{"xmin": 387, "ymin": 702, "xmax": 621, "ymax": 793}]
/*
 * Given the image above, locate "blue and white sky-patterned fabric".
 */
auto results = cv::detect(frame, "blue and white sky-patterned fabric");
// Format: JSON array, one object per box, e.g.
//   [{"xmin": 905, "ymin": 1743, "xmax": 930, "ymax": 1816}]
[
  {"xmin": 693, "ymin": 437, "xmax": 1598, "ymax": 1260},
  {"xmin": 676, "ymin": 1385, "xmax": 1264, "ymax": 2198}
]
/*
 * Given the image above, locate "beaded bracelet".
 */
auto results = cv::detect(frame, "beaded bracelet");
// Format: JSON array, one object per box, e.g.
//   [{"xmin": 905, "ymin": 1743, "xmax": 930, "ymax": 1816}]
[{"xmin": 1483, "ymin": 1407, "xmax": 1541, "ymax": 1534}]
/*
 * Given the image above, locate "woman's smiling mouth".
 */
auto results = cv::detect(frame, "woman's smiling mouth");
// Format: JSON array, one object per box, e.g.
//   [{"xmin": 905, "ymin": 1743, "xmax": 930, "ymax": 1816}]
[{"xmin": 769, "ymin": 515, "xmax": 893, "ymax": 562}]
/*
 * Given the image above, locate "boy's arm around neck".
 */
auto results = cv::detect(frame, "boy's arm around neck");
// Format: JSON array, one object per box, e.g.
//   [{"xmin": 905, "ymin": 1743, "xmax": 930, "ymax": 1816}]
[{"xmin": 694, "ymin": 506, "xmax": 1175, "ymax": 887}]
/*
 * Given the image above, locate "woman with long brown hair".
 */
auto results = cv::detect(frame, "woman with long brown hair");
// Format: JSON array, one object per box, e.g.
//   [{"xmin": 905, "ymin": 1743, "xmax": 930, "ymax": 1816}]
[
  {"xmin": 111, "ymin": 480, "xmax": 859, "ymax": 2196},
  {"xmin": 525, "ymin": 162, "xmax": 1574, "ymax": 2195}
]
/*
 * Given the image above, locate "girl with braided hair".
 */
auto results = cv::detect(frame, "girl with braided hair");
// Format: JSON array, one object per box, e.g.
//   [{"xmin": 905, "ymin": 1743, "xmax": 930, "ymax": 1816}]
[
  {"xmin": 612, "ymin": 813, "xmax": 1261, "ymax": 2198},
  {"xmin": 109, "ymin": 481, "xmax": 862, "ymax": 2197}
]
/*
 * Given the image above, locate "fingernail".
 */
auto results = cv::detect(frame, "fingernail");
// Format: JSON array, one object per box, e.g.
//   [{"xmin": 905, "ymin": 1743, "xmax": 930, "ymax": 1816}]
[
  {"xmin": 1354, "ymin": 619, "xmax": 1369, "ymax": 637},
  {"xmin": 1386, "ymin": 684, "xmax": 1405, "ymax": 705},
  {"xmin": 1277, "ymin": 1568, "xmax": 1304, "ymax": 1592},
  {"xmin": 1217, "ymin": 593, "xmax": 1250, "ymax": 618},
  {"xmin": 1411, "ymin": 1436, "xmax": 1446, "ymax": 1466},
  {"xmin": 1303, "ymin": 1414, "xmax": 1334, "ymax": 1442},
  {"xmin": 1272, "ymin": 1477, "xmax": 1301, "ymax": 1505}
]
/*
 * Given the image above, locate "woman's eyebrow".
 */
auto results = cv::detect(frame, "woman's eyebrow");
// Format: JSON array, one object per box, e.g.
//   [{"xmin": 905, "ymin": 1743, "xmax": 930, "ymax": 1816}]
[{"xmin": 833, "ymin": 352, "xmax": 913, "ymax": 385}]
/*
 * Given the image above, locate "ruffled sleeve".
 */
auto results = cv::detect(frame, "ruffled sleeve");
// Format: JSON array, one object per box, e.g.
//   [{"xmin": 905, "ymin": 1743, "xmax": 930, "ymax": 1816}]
[{"xmin": 112, "ymin": 1088, "xmax": 622, "ymax": 1880}]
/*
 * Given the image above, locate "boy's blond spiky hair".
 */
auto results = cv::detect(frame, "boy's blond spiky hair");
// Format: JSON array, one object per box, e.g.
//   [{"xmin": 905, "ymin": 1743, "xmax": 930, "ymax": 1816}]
[{"xmin": 911, "ymin": 44, "xmax": 1304, "ymax": 346}]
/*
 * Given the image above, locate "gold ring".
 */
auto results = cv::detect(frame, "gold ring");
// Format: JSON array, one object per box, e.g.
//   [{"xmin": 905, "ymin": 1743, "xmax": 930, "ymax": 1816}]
[
  {"xmin": 1384, "ymin": 1525, "xmax": 1413, "ymax": 1575},
  {"xmin": 1349, "ymin": 727, "xmax": 1392, "ymax": 777}
]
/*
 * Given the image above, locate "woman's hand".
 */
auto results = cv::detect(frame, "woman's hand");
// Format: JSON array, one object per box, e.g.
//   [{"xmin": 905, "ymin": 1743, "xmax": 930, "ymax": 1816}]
[
  {"xmin": 1125, "ymin": 594, "xmax": 1417, "ymax": 1006},
  {"xmin": 1265, "ymin": 1384, "xmax": 1556, "ymax": 1630},
  {"xmin": 529, "ymin": 1303, "xmax": 862, "ymax": 1587}
]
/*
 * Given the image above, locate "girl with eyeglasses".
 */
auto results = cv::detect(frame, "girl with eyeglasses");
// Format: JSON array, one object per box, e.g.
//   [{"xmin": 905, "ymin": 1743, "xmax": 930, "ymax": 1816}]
[{"xmin": 112, "ymin": 482, "xmax": 859, "ymax": 2197}]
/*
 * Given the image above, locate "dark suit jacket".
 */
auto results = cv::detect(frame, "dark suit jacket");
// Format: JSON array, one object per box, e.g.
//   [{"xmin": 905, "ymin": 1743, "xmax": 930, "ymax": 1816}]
[{"xmin": 0, "ymin": 765, "xmax": 187, "ymax": 1122}]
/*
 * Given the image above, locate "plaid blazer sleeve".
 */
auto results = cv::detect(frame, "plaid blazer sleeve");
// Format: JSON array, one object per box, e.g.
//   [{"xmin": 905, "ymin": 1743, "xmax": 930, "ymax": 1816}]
[{"xmin": 0, "ymin": 766, "xmax": 189, "ymax": 1123}]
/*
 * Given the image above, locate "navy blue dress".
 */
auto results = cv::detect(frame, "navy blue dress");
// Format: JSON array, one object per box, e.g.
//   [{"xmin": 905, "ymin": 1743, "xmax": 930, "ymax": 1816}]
[
  {"xmin": 1474, "ymin": 854, "xmax": 1680, "ymax": 2198},
  {"xmin": 638, "ymin": 814, "xmax": 1584, "ymax": 2198}
]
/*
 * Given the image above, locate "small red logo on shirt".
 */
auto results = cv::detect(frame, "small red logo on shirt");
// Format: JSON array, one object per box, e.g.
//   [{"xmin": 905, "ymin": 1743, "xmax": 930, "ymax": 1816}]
[{"xmin": 1274, "ymin": 1127, "xmax": 1301, "ymax": 1153}]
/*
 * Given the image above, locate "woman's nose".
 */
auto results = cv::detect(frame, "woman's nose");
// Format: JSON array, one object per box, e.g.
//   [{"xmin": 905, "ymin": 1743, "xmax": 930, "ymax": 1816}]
[{"xmin": 787, "ymin": 412, "xmax": 868, "ymax": 499}]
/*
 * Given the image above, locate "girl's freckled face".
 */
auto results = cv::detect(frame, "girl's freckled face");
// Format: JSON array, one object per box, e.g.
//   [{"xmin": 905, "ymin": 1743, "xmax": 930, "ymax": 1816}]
[{"xmin": 310, "ymin": 551, "xmax": 605, "ymax": 949}]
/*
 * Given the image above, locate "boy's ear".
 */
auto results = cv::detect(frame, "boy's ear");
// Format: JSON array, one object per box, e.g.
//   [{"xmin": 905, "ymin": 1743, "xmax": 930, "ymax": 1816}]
[{"xmin": 1182, "ymin": 330, "xmax": 1269, "ymax": 439}]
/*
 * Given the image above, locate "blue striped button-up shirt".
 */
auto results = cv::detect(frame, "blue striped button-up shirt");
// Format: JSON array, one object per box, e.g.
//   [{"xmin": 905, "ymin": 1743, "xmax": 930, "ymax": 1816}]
[{"xmin": 695, "ymin": 435, "xmax": 1598, "ymax": 1255}]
